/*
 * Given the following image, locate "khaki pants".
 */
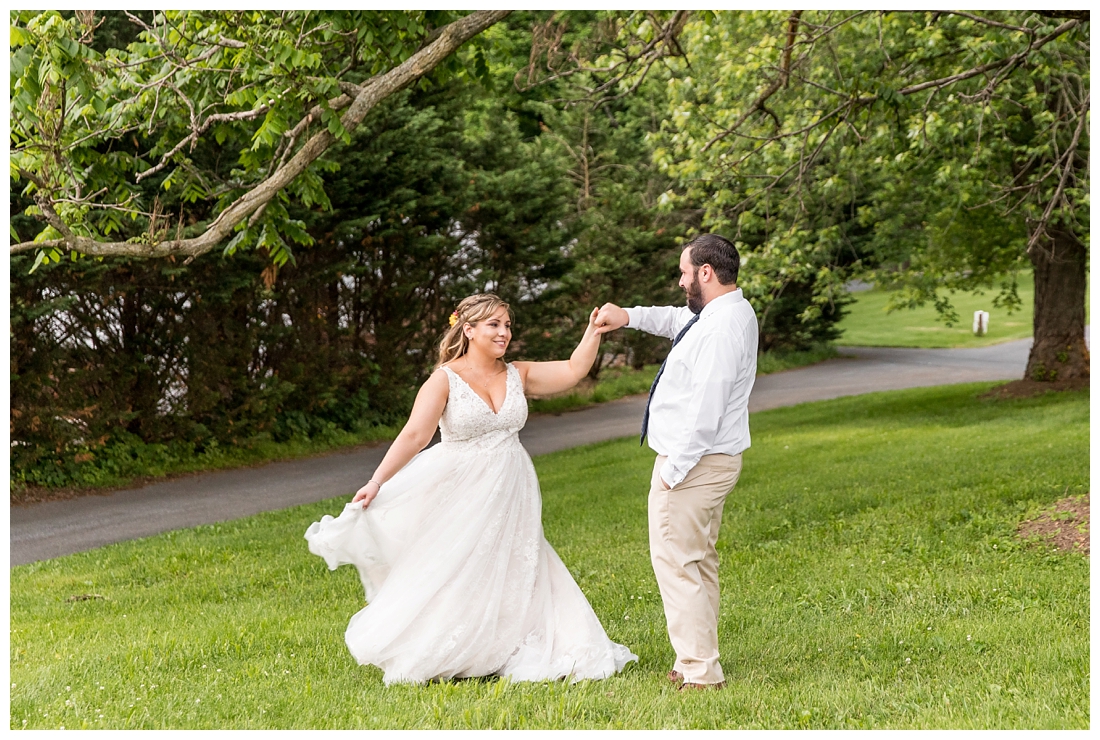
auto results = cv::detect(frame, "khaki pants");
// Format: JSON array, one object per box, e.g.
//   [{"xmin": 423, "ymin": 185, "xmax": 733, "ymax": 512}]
[{"xmin": 648, "ymin": 452, "xmax": 743, "ymax": 685}]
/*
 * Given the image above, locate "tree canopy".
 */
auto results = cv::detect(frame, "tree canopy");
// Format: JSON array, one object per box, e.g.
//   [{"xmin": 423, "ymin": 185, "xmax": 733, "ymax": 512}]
[
  {"xmin": 9, "ymin": 10, "xmax": 692, "ymax": 488},
  {"xmin": 10, "ymin": 10, "xmax": 509, "ymax": 265},
  {"xmin": 8, "ymin": 10, "xmax": 1091, "ymax": 489},
  {"xmin": 656, "ymin": 10, "xmax": 1088, "ymax": 375}
]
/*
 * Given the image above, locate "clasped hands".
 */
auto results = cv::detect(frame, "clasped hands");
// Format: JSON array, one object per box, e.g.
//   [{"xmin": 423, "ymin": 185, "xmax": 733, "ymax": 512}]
[
  {"xmin": 583, "ymin": 304, "xmax": 625, "ymax": 336},
  {"xmin": 594, "ymin": 303, "xmax": 629, "ymax": 334}
]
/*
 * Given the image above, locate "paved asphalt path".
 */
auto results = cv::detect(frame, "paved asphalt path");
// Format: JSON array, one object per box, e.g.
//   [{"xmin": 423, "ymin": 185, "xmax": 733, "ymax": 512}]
[{"xmin": 10, "ymin": 338, "xmax": 1034, "ymax": 566}]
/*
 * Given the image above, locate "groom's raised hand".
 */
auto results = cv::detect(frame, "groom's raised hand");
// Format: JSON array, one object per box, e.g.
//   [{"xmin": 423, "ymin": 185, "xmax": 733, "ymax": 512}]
[{"xmin": 595, "ymin": 303, "xmax": 629, "ymax": 333}]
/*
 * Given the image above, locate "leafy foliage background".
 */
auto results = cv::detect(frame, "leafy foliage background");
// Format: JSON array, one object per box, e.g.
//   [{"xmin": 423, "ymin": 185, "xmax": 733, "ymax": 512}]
[
  {"xmin": 11, "ymin": 10, "xmax": 1088, "ymax": 488},
  {"xmin": 10, "ymin": 12, "xmax": 687, "ymax": 488}
]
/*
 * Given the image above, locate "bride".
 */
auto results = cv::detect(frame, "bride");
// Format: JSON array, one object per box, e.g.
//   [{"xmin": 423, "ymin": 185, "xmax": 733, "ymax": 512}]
[{"xmin": 305, "ymin": 293, "xmax": 637, "ymax": 685}]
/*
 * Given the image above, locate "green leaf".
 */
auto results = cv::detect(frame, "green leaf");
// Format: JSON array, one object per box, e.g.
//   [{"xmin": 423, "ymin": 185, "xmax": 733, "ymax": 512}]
[
  {"xmin": 224, "ymin": 227, "xmax": 252, "ymax": 257},
  {"xmin": 10, "ymin": 45, "xmax": 33, "ymax": 80},
  {"xmin": 10, "ymin": 25, "xmax": 31, "ymax": 47},
  {"xmin": 280, "ymin": 218, "xmax": 314, "ymax": 247},
  {"xmin": 29, "ymin": 249, "xmax": 47, "ymax": 274}
]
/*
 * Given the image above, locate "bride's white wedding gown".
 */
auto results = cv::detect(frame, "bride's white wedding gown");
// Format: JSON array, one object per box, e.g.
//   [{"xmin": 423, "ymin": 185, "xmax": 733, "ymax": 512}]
[{"xmin": 305, "ymin": 363, "xmax": 637, "ymax": 685}]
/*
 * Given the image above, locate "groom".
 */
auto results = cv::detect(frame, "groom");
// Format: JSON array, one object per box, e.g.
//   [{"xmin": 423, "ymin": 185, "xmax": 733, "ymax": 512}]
[{"xmin": 596, "ymin": 233, "xmax": 758, "ymax": 691}]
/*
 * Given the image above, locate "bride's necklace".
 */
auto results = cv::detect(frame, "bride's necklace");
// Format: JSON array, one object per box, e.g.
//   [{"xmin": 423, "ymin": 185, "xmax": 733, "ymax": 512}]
[{"xmin": 462, "ymin": 358, "xmax": 505, "ymax": 389}]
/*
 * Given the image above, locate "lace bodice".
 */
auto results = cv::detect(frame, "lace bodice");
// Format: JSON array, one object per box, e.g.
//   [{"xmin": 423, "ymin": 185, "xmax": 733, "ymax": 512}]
[{"xmin": 439, "ymin": 363, "xmax": 527, "ymax": 447}]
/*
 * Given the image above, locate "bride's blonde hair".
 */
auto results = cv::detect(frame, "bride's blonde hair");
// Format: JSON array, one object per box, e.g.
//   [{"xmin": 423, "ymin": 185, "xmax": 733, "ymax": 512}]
[{"xmin": 437, "ymin": 294, "xmax": 513, "ymax": 368}]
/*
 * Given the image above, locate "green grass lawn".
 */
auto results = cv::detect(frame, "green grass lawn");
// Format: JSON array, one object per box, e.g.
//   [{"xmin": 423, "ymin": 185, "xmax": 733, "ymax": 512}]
[
  {"xmin": 840, "ymin": 271, "xmax": 1092, "ymax": 349},
  {"xmin": 837, "ymin": 273, "xmax": 1038, "ymax": 348},
  {"xmin": 9, "ymin": 383, "xmax": 1088, "ymax": 729}
]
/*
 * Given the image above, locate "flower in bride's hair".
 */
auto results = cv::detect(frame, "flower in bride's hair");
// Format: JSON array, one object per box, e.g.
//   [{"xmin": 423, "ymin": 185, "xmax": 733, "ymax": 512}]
[{"xmin": 449, "ymin": 311, "xmax": 459, "ymax": 327}]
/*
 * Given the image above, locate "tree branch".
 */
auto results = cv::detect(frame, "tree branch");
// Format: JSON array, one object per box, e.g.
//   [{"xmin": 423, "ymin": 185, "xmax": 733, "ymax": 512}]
[
  {"xmin": 135, "ymin": 104, "xmax": 273, "ymax": 182},
  {"xmin": 702, "ymin": 11, "xmax": 803, "ymax": 152},
  {"xmin": 939, "ymin": 11, "xmax": 1036, "ymax": 34},
  {"xmin": 1027, "ymin": 90, "xmax": 1090, "ymax": 253},
  {"xmin": 11, "ymin": 10, "xmax": 512, "ymax": 259},
  {"xmin": 892, "ymin": 19, "xmax": 1079, "ymax": 98},
  {"xmin": 707, "ymin": 16, "xmax": 1080, "ymax": 154},
  {"xmin": 33, "ymin": 194, "xmax": 75, "ymax": 238},
  {"xmin": 516, "ymin": 10, "xmax": 690, "ymax": 105}
]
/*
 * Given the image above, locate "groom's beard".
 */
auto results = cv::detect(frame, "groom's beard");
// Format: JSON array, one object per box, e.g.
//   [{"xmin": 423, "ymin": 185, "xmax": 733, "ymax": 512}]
[{"xmin": 686, "ymin": 269, "xmax": 704, "ymax": 314}]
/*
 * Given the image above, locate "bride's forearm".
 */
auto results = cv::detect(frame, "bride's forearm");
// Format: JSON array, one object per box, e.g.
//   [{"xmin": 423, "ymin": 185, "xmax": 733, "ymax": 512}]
[
  {"xmin": 370, "ymin": 429, "xmax": 432, "ymax": 486},
  {"xmin": 516, "ymin": 310, "xmax": 603, "ymax": 398},
  {"xmin": 566, "ymin": 326, "xmax": 601, "ymax": 382},
  {"xmin": 353, "ymin": 369, "xmax": 447, "ymax": 503}
]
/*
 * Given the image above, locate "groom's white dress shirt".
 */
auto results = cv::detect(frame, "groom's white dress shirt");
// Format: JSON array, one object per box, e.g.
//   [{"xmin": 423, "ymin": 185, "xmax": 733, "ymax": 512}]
[{"xmin": 625, "ymin": 289, "xmax": 758, "ymax": 489}]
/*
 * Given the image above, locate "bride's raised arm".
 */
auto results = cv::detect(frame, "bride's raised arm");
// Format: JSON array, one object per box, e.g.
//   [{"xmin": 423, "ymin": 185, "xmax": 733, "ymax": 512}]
[
  {"xmin": 352, "ymin": 369, "xmax": 449, "ymax": 507},
  {"xmin": 514, "ymin": 307, "xmax": 608, "ymax": 397}
]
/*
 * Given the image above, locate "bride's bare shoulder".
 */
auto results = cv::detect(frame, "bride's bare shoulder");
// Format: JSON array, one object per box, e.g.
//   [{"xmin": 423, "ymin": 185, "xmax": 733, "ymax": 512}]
[
  {"xmin": 439, "ymin": 360, "xmax": 465, "ymax": 374},
  {"xmin": 420, "ymin": 367, "xmax": 451, "ymax": 395},
  {"xmin": 510, "ymin": 360, "xmax": 532, "ymax": 381}
]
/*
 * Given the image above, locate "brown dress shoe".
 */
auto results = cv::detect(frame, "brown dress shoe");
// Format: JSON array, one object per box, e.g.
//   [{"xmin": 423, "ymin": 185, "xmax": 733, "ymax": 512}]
[
  {"xmin": 679, "ymin": 680, "xmax": 726, "ymax": 692},
  {"xmin": 667, "ymin": 670, "xmax": 684, "ymax": 686}
]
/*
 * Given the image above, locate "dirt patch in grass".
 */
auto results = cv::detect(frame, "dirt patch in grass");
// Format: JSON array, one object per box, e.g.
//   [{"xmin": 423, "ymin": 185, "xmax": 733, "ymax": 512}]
[
  {"xmin": 980, "ymin": 377, "xmax": 1090, "ymax": 400},
  {"xmin": 1017, "ymin": 493, "xmax": 1089, "ymax": 556}
]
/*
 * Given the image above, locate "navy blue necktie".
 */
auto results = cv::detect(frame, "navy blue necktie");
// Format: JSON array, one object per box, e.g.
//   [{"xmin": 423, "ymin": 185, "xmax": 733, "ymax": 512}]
[{"xmin": 640, "ymin": 313, "xmax": 700, "ymax": 444}]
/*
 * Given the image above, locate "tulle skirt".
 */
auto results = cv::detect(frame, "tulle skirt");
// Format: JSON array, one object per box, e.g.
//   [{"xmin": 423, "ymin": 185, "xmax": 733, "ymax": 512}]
[{"xmin": 305, "ymin": 435, "xmax": 637, "ymax": 685}]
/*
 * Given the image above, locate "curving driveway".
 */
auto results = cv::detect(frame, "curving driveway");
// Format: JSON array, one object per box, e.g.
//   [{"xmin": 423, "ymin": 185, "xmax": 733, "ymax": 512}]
[{"xmin": 10, "ymin": 339, "xmax": 1034, "ymax": 566}]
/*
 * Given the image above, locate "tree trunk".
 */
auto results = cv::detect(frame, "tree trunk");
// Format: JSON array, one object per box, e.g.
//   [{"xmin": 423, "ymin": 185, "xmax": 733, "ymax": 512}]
[{"xmin": 1026, "ymin": 226, "xmax": 1089, "ymax": 381}]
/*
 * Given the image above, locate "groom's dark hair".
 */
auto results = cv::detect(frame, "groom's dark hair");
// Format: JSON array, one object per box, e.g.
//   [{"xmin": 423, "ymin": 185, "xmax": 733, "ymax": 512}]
[{"xmin": 683, "ymin": 233, "xmax": 739, "ymax": 285}]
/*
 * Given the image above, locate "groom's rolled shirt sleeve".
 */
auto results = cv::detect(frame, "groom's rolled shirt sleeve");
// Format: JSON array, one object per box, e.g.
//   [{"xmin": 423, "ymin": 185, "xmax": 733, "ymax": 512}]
[{"xmin": 660, "ymin": 337, "xmax": 738, "ymax": 489}]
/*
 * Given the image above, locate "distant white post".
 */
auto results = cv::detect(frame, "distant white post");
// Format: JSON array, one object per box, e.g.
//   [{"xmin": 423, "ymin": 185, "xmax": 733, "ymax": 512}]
[{"xmin": 972, "ymin": 310, "xmax": 989, "ymax": 336}]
